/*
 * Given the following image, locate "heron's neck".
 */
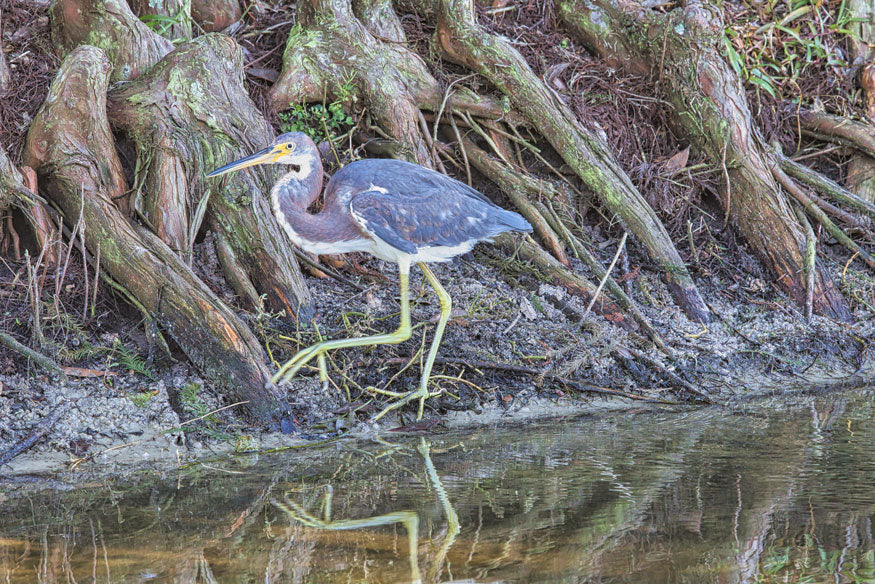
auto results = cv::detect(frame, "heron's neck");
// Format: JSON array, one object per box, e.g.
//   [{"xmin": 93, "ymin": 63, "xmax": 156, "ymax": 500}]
[
  {"xmin": 272, "ymin": 156, "xmax": 323, "ymax": 209},
  {"xmin": 270, "ymin": 156, "xmax": 343, "ymax": 245}
]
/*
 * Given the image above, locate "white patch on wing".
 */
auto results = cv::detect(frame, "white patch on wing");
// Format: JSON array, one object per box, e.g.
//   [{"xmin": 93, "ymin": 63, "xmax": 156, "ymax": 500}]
[
  {"xmin": 368, "ymin": 236, "xmax": 479, "ymax": 265},
  {"xmin": 368, "ymin": 183, "xmax": 388, "ymax": 194}
]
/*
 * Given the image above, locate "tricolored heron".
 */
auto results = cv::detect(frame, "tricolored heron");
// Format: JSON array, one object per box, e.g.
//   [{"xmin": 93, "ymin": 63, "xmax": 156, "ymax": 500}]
[{"xmin": 208, "ymin": 132, "xmax": 532, "ymax": 420}]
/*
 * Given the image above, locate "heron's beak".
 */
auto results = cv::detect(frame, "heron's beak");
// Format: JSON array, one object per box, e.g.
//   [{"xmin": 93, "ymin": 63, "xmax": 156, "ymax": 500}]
[{"xmin": 207, "ymin": 145, "xmax": 281, "ymax": 177}]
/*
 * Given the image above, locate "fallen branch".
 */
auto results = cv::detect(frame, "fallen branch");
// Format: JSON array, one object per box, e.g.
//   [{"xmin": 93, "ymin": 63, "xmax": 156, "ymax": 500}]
[
  {"xmin": 0, "ymin": 331, "xmax": 68, "ymax": 380},
  {"xmin": 0, "ymin": 401, "xmax": 72, "ymax": 467}
]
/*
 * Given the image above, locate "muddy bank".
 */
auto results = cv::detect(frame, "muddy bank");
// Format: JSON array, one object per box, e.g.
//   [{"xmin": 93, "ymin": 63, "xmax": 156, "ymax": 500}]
[{"xmin": 2, "ymin": 245, "xmax": 873, "ymax": 478}]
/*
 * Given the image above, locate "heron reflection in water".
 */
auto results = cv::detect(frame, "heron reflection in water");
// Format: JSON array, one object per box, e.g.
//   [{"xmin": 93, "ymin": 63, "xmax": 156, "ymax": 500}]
[
  {"xmin": 209, "ymin": 133, "xmax": 531, "ymax": 419},
  {"xmin": 272, "ymin": 438, "xmax": 458, "ymax": 584}
]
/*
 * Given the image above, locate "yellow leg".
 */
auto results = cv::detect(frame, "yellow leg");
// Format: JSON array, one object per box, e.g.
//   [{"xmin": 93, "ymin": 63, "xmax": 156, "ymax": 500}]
[
  {"xmin": 271, "ymin": 266, "xmax": 412, "ymax": 386},
  {"xmin": 373, "ymin": 263, "xmax": 451, "ymax": 421}
]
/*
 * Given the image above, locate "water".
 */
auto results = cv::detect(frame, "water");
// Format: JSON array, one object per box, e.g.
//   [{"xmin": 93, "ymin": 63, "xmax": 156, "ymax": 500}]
[{"xmin": 2, "ymin": 391, "xmax": 875, "ymax": 583}]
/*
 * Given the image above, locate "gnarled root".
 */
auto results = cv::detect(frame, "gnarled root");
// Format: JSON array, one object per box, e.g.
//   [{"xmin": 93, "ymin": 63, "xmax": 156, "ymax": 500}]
[
  {"xmin": 558, "ymin": 0, "xmax": 853, "ymax": 320},
  {"xmin": 49, "ymin": 0, "xmax": 173, "ymax": 82},
  {"xmin": 270, "ymin": 0, "xmax": 515, "ymax": 167},
  {"xmin": 406, "ymin": 0, "xmax": 710, "ymax": 323},
  {"xmin": 108, "ymin": 35, "xmax": 312, "ymax": 319},
  {"xmin": 24, "ymin": 46, "xmax": 289, "ymax": 424},
  {"xmin": 129, "ymin": 0, "xmax": 193, "ymax": 41}
]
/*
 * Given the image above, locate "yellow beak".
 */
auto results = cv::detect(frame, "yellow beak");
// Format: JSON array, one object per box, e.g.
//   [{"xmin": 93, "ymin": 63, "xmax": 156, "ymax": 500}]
[{"xmin": 207, "ymin": 145, "xmax": 281, "ymax": 177}]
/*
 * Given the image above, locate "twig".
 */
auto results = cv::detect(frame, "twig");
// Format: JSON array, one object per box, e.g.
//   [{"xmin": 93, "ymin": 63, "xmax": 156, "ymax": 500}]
[
  {"xmin": 0, "ymin": 401, "xmax": 72, "ymax": 466},
  {"xmin": 369, "ymin": 356, "xmax": 678, "ymax": 403},
  {"xmin": 581, "ymin": 232, "xmax": 627, "ymax": 321}
]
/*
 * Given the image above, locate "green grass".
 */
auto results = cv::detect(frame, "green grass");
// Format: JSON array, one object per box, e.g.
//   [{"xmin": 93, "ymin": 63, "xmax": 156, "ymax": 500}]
[{"xmin": 722, "ymin": 0, "xmax": 860, "ymax": 102}]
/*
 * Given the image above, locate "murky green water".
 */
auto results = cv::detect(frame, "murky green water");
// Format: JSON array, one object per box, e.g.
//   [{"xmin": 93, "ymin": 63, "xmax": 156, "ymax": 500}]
[{"xmin": 3, "ymin": 391, "xmax": 875, "ymax": 583}]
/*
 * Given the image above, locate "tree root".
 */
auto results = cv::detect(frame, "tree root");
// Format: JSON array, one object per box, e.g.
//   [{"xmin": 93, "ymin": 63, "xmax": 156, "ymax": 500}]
[
  {"xmin": 0, "ymin": 11, "xmax": 9, "ymax": 90},
  {"xmin": 793, "ymin": 108, "xmax": 875, "ymax": 159},
  {"xmin": 49, "ymin": 0, "xmax": 173, "ymax": 82},
  {"xmin": 847, "ymin": 0, "xmax": 875, "ymax": 203},
  {"xmin": 108, "ymin": 35, "xmax": 312, "ymax": 319},
  {"xmin": 460, "ymin": 136, "xmax": 665, "ymax": 343},
  {"xmin": 461, "ymin": 137, "xmax": 570, "ymax": 266},
  {"xmin": 190, "ymin": 0, "xmax": 241, "ymax": 33},
  {"xmin": 270, "ymin": 0, "xmax": 440, "ymax": 165},
  {"xmin": 0, "ymin": 331, "xmax": 68, "ymax": 381},
  {"xmin": 771, "ymin": 165, "xmax": 875, "ymax": 270},
  {"xmin": 423, "ymin": 0, "xmax": 710, "ymax": 323},
  {"xmin": 779, "ymin": 155, "xmax": 875, "ymax": 220},
  {"xmin": 0, "ymin": 148, "xmax": 58, "ymax": 265},
  {"xmin": 558, "ymin": 0, "xmax": 852, "ymax": 320},
  {"xmin": 24, "ymin": 46, "xmax": 289, "ymax": 424}
]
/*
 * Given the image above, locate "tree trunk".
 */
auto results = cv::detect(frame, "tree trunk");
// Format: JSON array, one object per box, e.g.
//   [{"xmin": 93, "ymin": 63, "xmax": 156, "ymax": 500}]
[
  {"xmin": 23, "ymin": 45, "xmax": 290, "ymax": 425},
  {"xmin": 558, "ymin": 0, "xmax": 851, "ymax": 321}
]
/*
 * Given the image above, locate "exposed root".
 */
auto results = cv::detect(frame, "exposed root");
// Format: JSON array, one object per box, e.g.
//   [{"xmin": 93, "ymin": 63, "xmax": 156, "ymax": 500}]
[
  {"xmin": 0, "ymin": 331, "xmax": 68, "ymax": 380},
  {"xmin": 24, "ymin": 45, "xmax": 289, "ymax": 424},
  {"xmin": 461, "ymin": 137, "xmax": 570, "ymax": 266},
  {"xmin": 129, "ymin": 0, "xmax": 193, "ymax": 41},
  {"xmin": 425, "ymin": 0, "xmax": 710, "ymax": 323},
  {"xmin": 793, "ymin": 108, "xmax": 875, "ymax": 159},
  {"xmin": 771, "ymin": 165, "xmax": 875, "ymax": 270},
  {"xmin": 559, "ymin": 0, "xmax": 851, "ymax": 320},
  {"xmin": 190, "ymin": 0, "xmax": 240, "ymax": 33},
  {"xmin": 49, "ymin": 0, "xmax": 173, "ymax": 82},
  {"xmin": 108, "ymin": 35, "xmax": 311, "ymax": 318},
  {"xmin": 780, "ymin": 155, "xmax": 875, "ymax": 219}
]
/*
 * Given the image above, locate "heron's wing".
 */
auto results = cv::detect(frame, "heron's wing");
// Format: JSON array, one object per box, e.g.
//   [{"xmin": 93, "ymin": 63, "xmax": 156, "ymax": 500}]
[{"xmin": 348, "ymin": 179, "xmax": 530, "ymax": 255}]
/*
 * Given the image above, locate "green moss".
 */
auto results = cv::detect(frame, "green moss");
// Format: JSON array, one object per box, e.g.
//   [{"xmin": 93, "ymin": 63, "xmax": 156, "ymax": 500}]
[{"xmin": 129, "ymin": 391, "xmax": 154, "ymax": 407}]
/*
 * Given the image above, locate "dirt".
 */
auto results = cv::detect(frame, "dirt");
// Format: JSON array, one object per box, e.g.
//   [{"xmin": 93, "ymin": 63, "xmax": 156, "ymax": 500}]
[
  {"xmin": 2, "ymin": 241, "xmax": 873, "ymax": 478},
  {"xmin": 1, "ymin": 0, "xmax": 874, "ymax": 480}
]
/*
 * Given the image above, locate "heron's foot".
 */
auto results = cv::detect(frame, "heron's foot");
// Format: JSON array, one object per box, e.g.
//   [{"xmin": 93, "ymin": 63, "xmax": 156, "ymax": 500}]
[
  {"xmin": 272, "ymin": 342, "xmax": 331, "ymax": 386},
  {"xmin": 371, "ymin": 382, "xmax": 443, "ymax": 422}
]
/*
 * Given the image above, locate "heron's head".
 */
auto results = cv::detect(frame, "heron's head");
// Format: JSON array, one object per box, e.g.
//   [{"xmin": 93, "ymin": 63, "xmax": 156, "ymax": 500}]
[{"xmin": 207, "ymin": 132, "xmax": 319, "ymax": 178}]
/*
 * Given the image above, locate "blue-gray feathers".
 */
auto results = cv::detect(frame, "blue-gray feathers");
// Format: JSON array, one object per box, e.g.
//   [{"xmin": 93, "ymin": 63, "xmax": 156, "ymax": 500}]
[{"xmin": 333, "ymin": 159, "xmax": 532, "ymax": 255}]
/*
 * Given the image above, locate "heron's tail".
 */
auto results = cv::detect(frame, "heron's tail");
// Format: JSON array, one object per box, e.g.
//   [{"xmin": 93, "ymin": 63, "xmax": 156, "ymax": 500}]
[{"xmin": 495, "ymin": 208, "xmax": 533, "ymax": 234}]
